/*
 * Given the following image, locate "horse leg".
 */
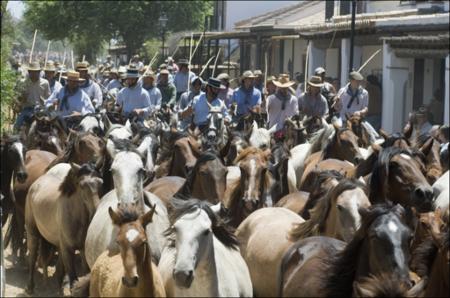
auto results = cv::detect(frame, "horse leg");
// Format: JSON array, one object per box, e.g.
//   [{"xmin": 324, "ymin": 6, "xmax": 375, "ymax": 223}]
[
  {"xmin": 26, "ymin": 231, "xmax": 39, "ymax": 294},
  {"xmin": 55, "ymin": 256, "xmax": 66, "ymax": 289},
  {"xmin": 79, "ymin": 249, "xmax": 89, "ymax": 276},
  {"xmin": 60, "ymin": 246, "xmax": 77, "ymax": 290},
  {"xmin": 38, "ymin": 238, "xmax": 54, "ymax": 281}
]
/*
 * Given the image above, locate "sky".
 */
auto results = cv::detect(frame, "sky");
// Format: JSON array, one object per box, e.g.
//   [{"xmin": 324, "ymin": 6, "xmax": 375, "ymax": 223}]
[{"xmin": 6, "ymin": 0, "xmax": 24, "ymax": 19}]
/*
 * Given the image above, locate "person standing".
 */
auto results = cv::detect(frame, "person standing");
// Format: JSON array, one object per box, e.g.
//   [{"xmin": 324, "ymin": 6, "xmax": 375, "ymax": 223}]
[
  {"xmin": 14, "ymin": 61, "xmax": 51, "ymax": 131},
  {"xmin": 298, "ymin": 76, "xmax": 329, "ymax": 119},
  {"xmin": 76, "ymin": 61, "xmax": 103, "ymax": 109},
  {"xmin": 266, "ymin": 75, "xmax": 298, "ymax": 134},
  {"xmin": 173, "ymin": 59, "xmax": 195, "ymax": 103},
  {"xmin": 116, "ymin": 66, "xmax": 152, "ymax": 121}
]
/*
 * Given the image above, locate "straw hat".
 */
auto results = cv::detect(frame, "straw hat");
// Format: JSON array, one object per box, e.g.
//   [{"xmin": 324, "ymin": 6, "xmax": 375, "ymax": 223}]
[
  {"xmin": 314, "ymin": 67, "xmax": 326, "ymax": 75},
  {"xmin": 143, "ymin": 71, "xmax": 156, "ymax": 79},
  {"xmin": 217, "ymin": 73, "xmax": 230, "ymax": 82},
  {"xmin": 125, "ymin": 65, "xmax": 140, "ymax": 79},
  {"xmin": 62, "ymin": 71, "xmax": 85, "ymax": 82},
  {"xmin": 307, "ymin": 76, "xmax": 324, "ymax": 88},
  {"xmin": 76, "ymin": 61, "xmax": 89, "ymax": 70},
  {"xmin": 241, "ymin": 70, "xmax": 256, "ymax": 82},
  {"xmin": 273, "ymin": 74, "xmax": 295, "ymax": 88},
  {"xmin": 178, "ymin": 58, "xmax": 189, "ymax": 65},
  {"xmin": 266, "ymin": 75, "xmax": 277, "ymax": 83},
  {"xmin": 160, "ymin": 69, "xmax": 169, "ymax": 75},
  {"xmin": 27, "ymin": 61, "xmax": 41, "ymax": 71},
  {"xmin": 44, "ymin": 62, "xmax": 56, "ymax": 72},
  {"xmin": 253, "ymin": 69, "xmax": 263, "ymax": 77},
  {"xmin": 349, "ymin": 71, "xmax": 364, "ymax": 81}
]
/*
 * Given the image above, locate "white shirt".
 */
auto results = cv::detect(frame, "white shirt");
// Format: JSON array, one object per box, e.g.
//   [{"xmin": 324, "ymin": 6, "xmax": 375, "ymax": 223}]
[
  {"xmin": 45, "ymin": 87, "xmax": 94, "ymax": 116},
  {"xmin": 19, "ymin": 77, "xmax": 51, "ymax": 108},
  {"xmin": 80, "ymin": 79, "xmax": 103, "ymax": 108},
  {"xmin": 143, "ymin": 86, "xmax": 162, "ymax": 111},
  {"xmin": 266, "ymin": 92, "xmax": 299, "ymax": 131},
  {"xmin": 336, "ymin": 84, "xmax": 369, "ymax": 119},
  {"xmin": 117, "ymin": 85, "xmax": 152, "ymax": 117},
  {"xmin": 107, "ymin": 79, "xmax": 122, "ymax": 91}
]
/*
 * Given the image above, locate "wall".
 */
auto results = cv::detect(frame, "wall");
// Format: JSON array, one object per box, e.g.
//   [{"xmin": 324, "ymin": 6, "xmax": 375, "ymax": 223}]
[
  {"xmin": 325, "ymin": 48, "xmax": 339, "ymax": 79},
  {"xmin": 281, "ymin": 39, "xmax": 308, "ymax": 76},
  {"xmin": 360, "ymin": 45, "xmax": 383, "ymax": 78},
  {"xmin": 423, "ymin": 58, "xmax": 435, "ymax": 105},
  {"xmin": 365, "ymin": 0, "xmax": 414, "ymax": 13}
]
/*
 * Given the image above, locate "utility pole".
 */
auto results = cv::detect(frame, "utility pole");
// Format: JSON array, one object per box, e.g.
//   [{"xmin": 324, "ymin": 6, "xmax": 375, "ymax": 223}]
[{"xmin": 349, "ymin": 0, "xmax": 356, "ymax": 72}]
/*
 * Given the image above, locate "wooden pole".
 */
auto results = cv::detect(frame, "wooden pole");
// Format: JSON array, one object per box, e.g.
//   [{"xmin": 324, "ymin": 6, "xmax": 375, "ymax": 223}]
[
  {"xmin": 59, "ymin": 51, "xmax": 66, "ymax": 83},
  {"xmin": 71, "ymin": 50, "xmax": 74, "ymax": 70},
  {"xmin": 304, "ymin": 41, "xmax": 310, "ymax": 93},
  {"xmin": 187, "ymin": 33, "xmax": 194, "ymax": 94},
  {"xmin": 44, "ymin": 40, "xmax": 51, "ymax": 66},
  {"xmin": 149, "ymin": 52, "xmax": 159, "ymax": 69},
  {"xmin": 29, "ymin": 29, "xmax": 38, "ymax": 64},
  {"xmin": 263, "ymin": 51, "xmax": 268, "ymax": 94},
  {"xmin": 82, "ymin": 55, "xmax": 86, "ymax": 62},
  {"xmin": 190, "ymin": 33, "xmax": 204, "ymax": 63},
  {"xmin": 212, "ymin": 48, "xmax": 221, "ymax": 77},
  {"xmin": 357, "ymin": 49, "xmax": 381, "ymax": 73},
  {"xmin": 199, "ymin": 55, "xmax": 216, "ymax": 77}
]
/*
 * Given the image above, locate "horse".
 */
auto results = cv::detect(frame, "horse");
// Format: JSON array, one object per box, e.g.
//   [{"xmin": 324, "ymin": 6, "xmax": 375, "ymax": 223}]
[
  {"xmin": 158, "ymin": 198, "xmax": 253, "ymax": 297},
  {"xmin": 7, "ymin": 150, "xmax": 57, "ymax": 264},
  {"xmin": 353, "ymin": 272, "xmax": 425, "ymax": 297},
  {"xmin": 84, "ymin": 138, "xmax": 169, "ymax": 269},
  {"xmin": 30, "ymin": 130, "xmax": 65, "ymax": 155},
  {"xmin": 79, "ymin": 203, "xmax": 166, "ymax": 297},
  {"xmin": 224, "ymin": 147, "xmax": 272, "ymax": 227},
  {"xmin": 236, "ymin": 207, "xmax": 304, "ymax": 297},
  {"xmin": 289, "ymin": 178, "xmax": 370, "ymax": 242},
  {"xmin": 25, "ymin": 162, "xmax": 103, "ymax": 293},
  {"xmin": 269, "ymin": 142, "xmax": 297, "ymax": 203},
  {"xmin": 168, "ymin": 135, "xmax": 201, "ymax": 178},
  {"xmin": 368, "ymin": 147, "xmax": 434, "ymax": 212},
  {"xmin": 27, "ymin": 110, "xmax": 67, "ymax": 148},
  {"xmin": 279, "ymin": 204, "xmax": 414, "ymax": 297},
  {"xmin": 440, "ymin": 142, "xmax": 449, "ymax": 173},
  {"xmin": 346, "ymin": 114, "xmax": 371, "ymax": 148},
  {"xmin": 220, "ymin": 129, "xmax": 249, "ymax": 166},
  {"xmin": 248, "ymin": 120, "xmax": 277, "ymax": 149},
  {"xmin": 411, "ymin": 207, "xmax": 449, "ymax": 297},
  {"xmin": 105, "ymin": 118, "xmax": 133, "ymax": 140},
  {"xmin": 416, "ymin": 135, "xmax": 444, "ymax": 184},
  {"xmin": 0, "ymin": 135, "xmax": 27, "ymax": 225},
  {"xmin": 203, "ymin": 103, "xmax": 227, "ymax": 152},
  {"xmin": 283, "ymin": 115, "xmax": 307, "ymax": 148},
  {"xmin": 78, "ymin": 113, "xmax": 105, "ymax": 136},
  {"xmin": 433, "ymin": 170, "xmax": 449, "ymax": 210},
  {"xmin": 379, "ymin": 129, "xmax": 411, "ymax": 149}
]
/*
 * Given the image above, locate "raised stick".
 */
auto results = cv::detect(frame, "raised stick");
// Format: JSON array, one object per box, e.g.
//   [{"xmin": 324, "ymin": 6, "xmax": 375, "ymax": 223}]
[
  {"xmin": 212, "ymin": 48, "xmax": 221, "ymax": 77},
  {"xmin": 59, "ymin": 51, "xmax": 66, "ymax": 83},
  {"xmin": 44, "ymin": 40, "xmax": 51, "ymax": 66},
  {"xmin": 357, "ymin": 49, "xmax": 381, "ymax": 73},
  {"xmin": 199, "ymin": 55, "xmax": 216, "ymax": 77},
  {"xmin": 190, "ymin": 33, "xmax": 204, "ymax": 63},
  {"xmin": 71, "ymin": 50, "xmax": 74, "ymax": 70},
  {"xmin": 82, "ymin": 55, "xmax": 86, "ymax": 62},
  {"xmin": 29, "ymin": 29, "xmax": 38, "ymax": 64},
  {"xmin": 187, "ymin": 33, "xmax": 194, "ymax": 94},
  {"xmin": 263, "ymin": 51, "xmax": 268, "ymax": 94},
  {"xmin": 304, "ymin": 41, "xmax": 310, "ymax": 93}
]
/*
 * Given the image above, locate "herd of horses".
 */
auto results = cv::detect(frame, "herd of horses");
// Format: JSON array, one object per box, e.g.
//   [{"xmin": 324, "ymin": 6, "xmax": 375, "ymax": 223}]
[{"xmin": 1, "ymin": 107, "xmax": 449, "ymax": 297}]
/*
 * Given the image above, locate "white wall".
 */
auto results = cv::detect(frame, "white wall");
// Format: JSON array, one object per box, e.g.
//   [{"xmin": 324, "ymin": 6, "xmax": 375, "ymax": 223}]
[
  {"xmin": 325, "ymin": 48, "xmax": 339, "ymax": 79},
  {"xmin": 365, "ymin": 0, "xmax": 414, "ymax": 13},
  {"xmin": 445, "ymin": 55, "xmax": 449, "ymax": 124},
  {"xmin": 360, "ymin": 45, "xmax": 383, "ymax": 78},
  {"xmin": 423, "ymin": 58, "xmax": 434, "ymax": 105}
]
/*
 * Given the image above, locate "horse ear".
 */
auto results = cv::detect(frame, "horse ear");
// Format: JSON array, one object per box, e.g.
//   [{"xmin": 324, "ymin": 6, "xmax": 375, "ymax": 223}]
[
  {"xmin": 371, "ymin": 143, "xmax": 382, "ymax": 155},
  {"xmin": 407, "ymin": 279, "xmax": 427, "ymax": 297},
  {"xmin": 70, "ymin": 162, "xmax": 81, "ymax": 173},
  {"xmin": 268, "ymin": 124, "xmax": 278, "ymax": 135},
  {"xmin": 419, "ymin": 138, "xmax": 433, "ymax": 156},
  {"xmin": 102, "ymin": 113, "xmax": 113, "ymax": 131},
  {"xmin": 346, "ymin": 119, "xmax": 352, "ymax": 128},
  {"xmin": 140, "ymin": 204, "xmax": 156, "ymax": 228},
  {"xmin": 210, "ymin": 202, "xmax": 221, "ymax": 215},
  {"xmin": 125, "ymin": 119, "xmax": 132, "ymax": 132},
  {"xmin": 332, "ymin": 121, "xmax": 341, "ymax": 131},
  {"xmin": 353, "ymin": 281, "xmax": 372, "ymax": 298},
  {"xmin": 108, "ymin": 206, "xmax": 122, "ymax": 225},
  {"xmin": 106, "ymin": 138, "xmax": 118, "ymax": 159},
  {"xmin": 378, "ymin": 128, "xmax": 389, "ymax": 140}
]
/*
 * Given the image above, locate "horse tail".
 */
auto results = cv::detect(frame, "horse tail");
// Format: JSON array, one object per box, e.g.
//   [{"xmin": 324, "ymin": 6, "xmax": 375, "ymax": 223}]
[
  {"xmin": 277, "ymin": 243, "xmax": 298, "ymax": 297},
  {"xmin": 72, "ymin": 273, "xmax": 91, "ymax": 297}
]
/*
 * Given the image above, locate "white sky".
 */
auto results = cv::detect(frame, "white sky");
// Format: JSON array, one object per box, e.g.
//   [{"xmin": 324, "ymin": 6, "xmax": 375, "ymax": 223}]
[{"xmin": 6, "ymin": 0, "xmax": 24, "ymax": 19}]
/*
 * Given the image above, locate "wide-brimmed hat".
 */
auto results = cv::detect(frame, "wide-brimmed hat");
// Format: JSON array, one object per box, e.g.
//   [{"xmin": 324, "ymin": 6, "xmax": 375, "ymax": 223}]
[
  {"xmin": 266, "ymin": 75, "xmax": 277, "ymax": 83},
  {"xmin": 44, "ymin": 62, "xmax": 56, "ymax": 72},
  {"xmin": 125, "ymin": 65, "xmax": 140, "ymax": 79},
  {"xmin": 191, "ymin": 76, "xmax": 203, "ymax": 86},
  {"xmin": 159, "ymin": 63, "xmax": 167, "ymax": 69},
  {"xmin": 206, "ymin": 77, "xmax": 225, "ymax": 90},
  {"xmin": 143, "ymin": 71, "xmax": 156, "ymax": 78},
  {"xmin": 27, "ymin": 61, "xmax": 41, "ymax": 71},
  {"xmin": 415, "ymin": 106, "xmax": 428, "ymax": 117},
  {"xmin": 76, "ymin": 61, "xmax": 89, "ymax": 70},
  {"xmin": 253, "ymin": 69, "xmax": 263, "ymax": 76},
  {"xmin": 241, "ymin": 70, "xmax": 256, "ymax": 82},
  {"xmin": 307, "ymin": 76, "xmax": 324, "ymax": 88},
  {"xmin": 62, "ymin": 71, "xmax": 85, "ymax": 82},
  {"xmin": 314, "ymin": 67, "xmax": 326, "ymax": 75},
  {"xmin": 159, "ymin": 69, "xmax": 169, "ymax": 75},
  {"xmin": 178, "ymin": 58, "xmax": 189, "ymax": 65},
  {"xmin": 217, "ymin": 73, "xmax": 230, "ymax": 82},
  {"xmin": 273, "ymin": 74, "xmax": 295, "ymax": 88},
  {"xmin": 109, "ymin": 68, "xmax": 119, "ymax": 75},
  {"xmin": 349, "ymin": 71, "xmax": 364, "ymax": 81}
]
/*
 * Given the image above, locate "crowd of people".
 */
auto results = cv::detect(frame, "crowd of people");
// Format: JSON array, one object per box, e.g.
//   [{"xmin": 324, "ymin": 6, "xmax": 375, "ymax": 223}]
[{"xmin": 10, "ymin": 54, "xmax": 442, "ymax": 143}]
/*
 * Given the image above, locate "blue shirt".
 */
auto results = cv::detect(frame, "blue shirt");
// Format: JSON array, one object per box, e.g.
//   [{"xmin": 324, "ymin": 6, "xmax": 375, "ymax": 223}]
[
  {"xmin": 45, "ymin": 87, "xmax": 94, "ymax": 116},
  {"xmin": 232, "ymin": 86, "xmax": 262, "ymax": 116},
  {"xmin": 117, "ymin": 85, "xmax": 152, "ymax": 117},
  {"xmin": 192, "ymin": 94, "xmax": 230, "ymax": 126}
]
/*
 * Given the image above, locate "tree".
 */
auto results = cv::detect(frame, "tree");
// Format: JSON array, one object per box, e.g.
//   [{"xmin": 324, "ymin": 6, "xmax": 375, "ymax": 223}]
[{"xmin": 24, "ymin": 1, "xmax": 213, "ymax": 61}]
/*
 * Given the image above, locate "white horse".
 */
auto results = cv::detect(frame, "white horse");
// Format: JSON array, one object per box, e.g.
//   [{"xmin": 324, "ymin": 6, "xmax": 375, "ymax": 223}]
[
  {"xmin": 84, "ymin": 138, "xmax": 169, "ymax": 268},
  {"xmin": 433, "ymin": 170, "xmax": 449, "ymax": 210},
  {"xmin": 158, "ymin": 198, "xmax": 252, "ymax": 297},
  {"xmin": 105, "ymin": 119, "xmax": 133, "ymax": 140},
  {"xmin": 249, "ymin": 121, "xmax": 277, "ymax": 149},
  {"xmin": 79, "ymin": 114, "xmax": 104, "ymax": 135}
]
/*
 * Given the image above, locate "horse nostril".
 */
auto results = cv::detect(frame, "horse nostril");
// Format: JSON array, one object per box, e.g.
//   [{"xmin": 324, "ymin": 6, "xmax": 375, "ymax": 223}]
[{"xmin": 17, "ymin": 172, "xmax": 28, "ymax": 182}]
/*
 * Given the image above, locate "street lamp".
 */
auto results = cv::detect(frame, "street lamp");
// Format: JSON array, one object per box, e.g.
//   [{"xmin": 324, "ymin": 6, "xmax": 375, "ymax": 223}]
[{"xmin": 159, "ymin": 13, "xmax": 168, "ymax": 58}]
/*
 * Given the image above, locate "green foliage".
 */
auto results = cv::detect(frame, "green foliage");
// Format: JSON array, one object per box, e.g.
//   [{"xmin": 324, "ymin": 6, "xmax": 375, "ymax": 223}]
[{"xmin": 24, "ymin": 0, "xmax": 213, "ymax": 60}]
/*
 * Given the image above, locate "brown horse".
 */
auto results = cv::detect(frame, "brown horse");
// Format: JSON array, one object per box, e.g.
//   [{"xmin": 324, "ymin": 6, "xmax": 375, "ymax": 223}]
[
  {"xmin": 289, "ymin": 179, "xmax": 370, "ymax": 242},
  {"xmin": 274, "ymin": 191, "xmax": 309, "ymax": 214},
  {"xmin": 379, "ymin": 129, "xmax": 411, "ymax": 149},
  {"xmin": 224, "ymin": 147, "xmax": 271, "ymax": 227},
  {"xmin": 25, "ymin": 163, "xmax": 103, "ymax": 293},
  {"xmin": 31, "ymin": 130, "xmax": 65, "ymax": 155},
  {"xmin": 300, "ymin": 158, "xmax": 354, "ymax": 192},
  {"xmin": 84, "ymin": 203, "xmax": 166, "ymax": 297},
  {"xmin": 353, "ymin": 272, "xmax": 425, "ymax": 297},
  {"xmin": 411, "ymin": 207, "xmax": 449, "ymax": 297},
  {"xmin": 347, "ymin": 114, "xmax": 371, "ymax": 148},
  {"xmin": 279, "ymin": 204, "xmax": 413, "ymax": 297},
  {"xmin": 416, "ymin": 135, "xmax": 443, "ymax": 184},
  {"xmin": 368, "ymin": 147, "xmax": 434, "ymax": 212},
  {"xmin": 145, "ymin": 176, "xmax": 186, "ymax": 204}
]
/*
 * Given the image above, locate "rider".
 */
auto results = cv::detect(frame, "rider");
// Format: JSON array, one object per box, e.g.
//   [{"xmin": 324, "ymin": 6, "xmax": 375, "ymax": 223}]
[
  {"xmin": 116, "ymin": 65, "xmax": 152, "ymax": 121},
  {"xmin": 45, "ymin": 70, "xmax": 95, "ymax": 117},
  {"xmin": 266, "ymin": 74, "xmax": 299, "ymax": 135},
  {"xmin": 217, "ymin": 73, "xmax": 234, "ymax": 108},
  {"xmin": 142, "ymin": 70, "xmax": 162, "ymax": 112},
  {"xmin": 43, "ymin": 61, "xmax": 63, "ymax": 95},
  {"xmin": 314, "ymin": 67, "xmax": 337, "ymax": 111},
  {"xmin": 106, "ymin": 68, "xmax": 122, "ymax": 91},
  {"xmin": 76, "ymin": 61, "xmax": 103, "ymax": 110},
  {"xmin": 179, "ymin": 78, "xmax": 230, "ymax": 131},
  {"xmin": 178, "ymin": 76, "xmax": 204, "ymax": 130},
  {"xmin": 298, "ymin": 76, "xmax": 329, "ymax": 119},
  {"xmin": 231, "ymin": 70, "xmax": 262, "ymax": 129},
  {"xmin": 173, "ymin": 59, "xmax": 195, "ymax": 103},
  {"xmin": 14, "ymin": 61, "xmax": 51, "ymax": 131},
  {"xmin": 157, "ymin": 69, "xmax": 177, "ymax": 108}
]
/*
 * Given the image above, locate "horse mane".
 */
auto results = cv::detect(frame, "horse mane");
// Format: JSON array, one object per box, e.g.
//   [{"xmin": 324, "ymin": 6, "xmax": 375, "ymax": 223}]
[
  {"xmin": 308, "ymin": 124, "xmax": 334, "ymax": 153},
  {"xmin": 354, "ymin": 273, "xmax": 411, "ymax": 297},
  {"xmin": 112, "ymin": 203, "xmax": 142, "ymax": 225},
  {"xmin": 411, "ymin": 235, "xmax": 438, "ymax": 278},
  {"xmin": 174, "ymin": 151, "xmax": 220, "ymax": 198},
  {"xmin": 300, "ymin": 170, "xmax": 344, "ymax": 219},
  {"xmin": 234, "ymin": 146, "xmax": 267, "ymax": 164},
  {"xmin": 165, "ymin": 197, "xmax": 239, "ymax": 249},
  {"xmin": 321, "ymin": 127, "xmax": 355, "ymax": 160},
  {"xmin": 322, "ymin": 204, "xmax": 406, "ymax": 297},
  {"xmin": 289, "ymin": 178, "xmax": 366, "ymax": 241},
  {"xmin": 368, "ymin": 146, "xmax": 422, "ymax": 203},
  {"xmin": 59, "ymin": 162, "xmax": 98, "ymax": 196},
  {"xmin": 271, "ymin": 142, "xmax": 291, "ymax": 160},
  {"xmin": 382, "ymin": 132, "xmax": 410, "ymax": 148}
]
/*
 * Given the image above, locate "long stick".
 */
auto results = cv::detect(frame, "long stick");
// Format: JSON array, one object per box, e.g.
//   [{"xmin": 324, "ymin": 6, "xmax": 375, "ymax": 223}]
[
  {"xmin": 263, "ymin": 51, "xmax": 268, "ymax": 94},
  {"xmin": 29, "ymin": 29, "xmax": 38, "ymax": 64},
  {"xmin": 187, "ymin": 33, "xmax": 194, "ymax": 94},
  {"xmin": 357, "ymin": 49, "xmax": 381, "ymax": 73},
  {"xmin": 190, "ymin": 33, "xmax": 204, "ymax": 63},
  {"xmin": 212, "ymin": 48, "xmax": 221, "ymax": 77},
  {"xmin": 71, "ymin": 50, "xmax": 74, "ymax": 70},
  {"xmin": 82, "ymin": 55, "xmax": 86, "ymax": 62},
  {"xmin": 149, "ymin": 52, "xmax": 159, "ymax": 69},
  {"xmin": 171, "ymin": 44, "xmax": 180, "ymax": 57},
  {"xmin": 59, "ymin": 51, "xmax": 66, "ymax": 83},
  {"xmin": 199, "ymin": 55, "xmax": 216, "ymax": 77},
  {"xmin": 304, "ymin": 41, "xmax": 310, "ymax": 93},
  {"xmin": 44, "ymin": 40, "xmax": 51, "ymax": 66}
]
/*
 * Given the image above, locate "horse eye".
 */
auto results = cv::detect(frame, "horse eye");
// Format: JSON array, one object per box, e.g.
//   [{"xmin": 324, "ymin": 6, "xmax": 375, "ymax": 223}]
[
  {"xmin": 203, "ymin": 230, "xmax": 210, "ymax": 236},
  {"xmin": 336, "ymin": 205, "xmax": 344, "ymax": 211}
]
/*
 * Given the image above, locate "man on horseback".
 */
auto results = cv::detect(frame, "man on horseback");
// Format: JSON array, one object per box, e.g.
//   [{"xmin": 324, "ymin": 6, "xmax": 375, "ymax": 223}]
[
  {"xmin": 334, "ymin": 71, "xmax": 368, "ymax": 125},
  {"xmin": 157, "ymin": 69, "xmax": 177, "ymax": 107},
  {"xmin": 116, "ymin": 65, "xmax": 152, "ymax": 121},
  {"xmin": 314, "ymin": 67, "xmax": 336, "ymax": 110},
  {"xmin": 231, "ymin": 70, "xmax": 262, "ymax": 130},
  {"xmin": 178, "ymin": 76, "xmax": 204, "ymax": 130},
  {"xmin": 43, "ymin": 61, "xmax": 63, "ymax": 95},
  {"xmin": 76, "ymin": 61, "xmax": 103, "ymax": 110},
  {"xmin": 142, "ymin": 71, "xmax": 162, "ymax": 112},
  {"xmin": 14, "ymin": 61, "xmax": 51, "ymax": 132},
  {"xmin": 179, "ymin": 78, "xmax": 230, "ymax": 131},
  {"xmin": 298, "ymin": 76, "xmax": 329, "ymax": 120},
  {"xmin": 173, "ymin": 59, "xmax": 195, "ymax": 103},
  {"xmin": 266, "ymin": 75, "xmax": 298, "ymax": 139}
]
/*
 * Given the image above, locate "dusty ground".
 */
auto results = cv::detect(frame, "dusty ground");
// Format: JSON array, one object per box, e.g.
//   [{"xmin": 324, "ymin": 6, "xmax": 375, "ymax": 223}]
[{"xmin": 2, "ymin": 223, "xmax": 72, "ymax": 297}]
